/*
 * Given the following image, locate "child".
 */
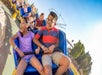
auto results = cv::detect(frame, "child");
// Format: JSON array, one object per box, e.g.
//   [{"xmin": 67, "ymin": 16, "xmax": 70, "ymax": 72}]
[{"xmin": 9, "ymin": 18, "xmax": 45, "ymax": 75}]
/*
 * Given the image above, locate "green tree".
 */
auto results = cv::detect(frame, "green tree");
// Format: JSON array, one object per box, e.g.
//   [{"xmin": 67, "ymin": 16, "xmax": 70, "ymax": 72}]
[
  {"xmin": 70, "ymin": 40, "xmax": 85, "ymax": 59},
  {"xmin": 68, "ymin": 40, "xmax": 92, "ymax": 75}
]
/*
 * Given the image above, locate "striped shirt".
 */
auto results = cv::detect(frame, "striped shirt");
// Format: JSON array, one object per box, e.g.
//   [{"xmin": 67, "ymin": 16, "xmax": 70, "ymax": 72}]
[{"xmin": 35, "ymin": 26, "xmax": 59, "ymax": 47}]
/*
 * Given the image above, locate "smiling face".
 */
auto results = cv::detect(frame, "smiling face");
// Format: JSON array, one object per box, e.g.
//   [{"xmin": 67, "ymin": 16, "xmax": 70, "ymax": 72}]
[
  {"xmin": 46, "ymin": 14, "xmax": 56, "ymax": 29},
  {"xmin": 46, "ymin": 11, "xmax": 58, "ymax": 29}
]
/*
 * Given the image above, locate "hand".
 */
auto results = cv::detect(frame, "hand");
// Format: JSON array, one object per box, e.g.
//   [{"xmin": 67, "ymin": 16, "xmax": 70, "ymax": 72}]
[
  {"xmin": 35, "ymin": 47, "xmax": 40, "ymax": 54},
  {"xmin": 41, "ymin": 45, "xmax": 49, "ymax": 53},
  {"xmin": 16, "ymin": 48, "xmax": 25, "ymax": 58},
  {"xmin": 19, "ymin": 50, "xmax": 25, "ymax": 58},
  {"xmin": 48, "ymin": 45, "xmax": 55, "ymax": 54}
]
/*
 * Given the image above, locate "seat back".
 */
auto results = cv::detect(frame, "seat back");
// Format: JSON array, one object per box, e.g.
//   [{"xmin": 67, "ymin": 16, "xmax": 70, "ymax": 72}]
[
  {"xmin": 59, "ymin": 30, "xmax": 68, "ymax": 55},
  {"xmin": 13, "ymin": 38, "xmax": 19, "ymax": 68},
  {"xmin": 19, "ymin": 8, "xmax": 24, "ymax": 17}
]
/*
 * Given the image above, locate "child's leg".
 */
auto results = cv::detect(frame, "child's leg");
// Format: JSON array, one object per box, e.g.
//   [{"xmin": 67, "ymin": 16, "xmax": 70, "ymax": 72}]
[
  {"xmin": 30, "ymin": 56, "xmax": 44, "ymax": 75},
  {"xmin": 16, "ymin": 59, "xmax": 27, "ymax": 75}
]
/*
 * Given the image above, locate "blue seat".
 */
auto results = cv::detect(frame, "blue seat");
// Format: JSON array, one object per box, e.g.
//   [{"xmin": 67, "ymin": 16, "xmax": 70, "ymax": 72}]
[
  {"xmin": 13, "ymin": 30, "xmax": 73, "ymax": 75},
  {"xmin": 19, "ymin": 6, "xmax": 31, "ymax": 17}
]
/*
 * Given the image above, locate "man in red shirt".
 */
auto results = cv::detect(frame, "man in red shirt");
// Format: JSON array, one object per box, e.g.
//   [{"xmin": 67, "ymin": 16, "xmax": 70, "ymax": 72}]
[{"xmin": 35, "ymin": 11, "xmax": 70, "ymax": 75}]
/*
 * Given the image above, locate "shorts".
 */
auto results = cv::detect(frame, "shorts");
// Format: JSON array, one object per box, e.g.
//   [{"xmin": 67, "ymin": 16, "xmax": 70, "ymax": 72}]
[
  {"xmin": 22, "ymin": 54, "xmax": 34, "ymax": 63},
  {"xmin": 42, "ymin": 52, "xmax": 68, "ymax": 66}
]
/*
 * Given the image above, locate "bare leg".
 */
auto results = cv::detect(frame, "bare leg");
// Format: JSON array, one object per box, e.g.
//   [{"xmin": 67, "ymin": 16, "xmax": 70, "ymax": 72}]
[
  {"xmin": 30, "ymin": 56, "xmax": 44, "ymax": 75},
  {"xmin": 42, "ymin": 54, "xmax": 52, "ymax": 75},
  {"xmin": 55, "ymin": 55, "xmax": 70, "ymax": 75},
  {"xmin": 44, "ymin": 65, "xmax": 52, "ymax": 75},
  {"xmin": 16, "ymin": 59, "xmax": 27, "ymax": 75}
]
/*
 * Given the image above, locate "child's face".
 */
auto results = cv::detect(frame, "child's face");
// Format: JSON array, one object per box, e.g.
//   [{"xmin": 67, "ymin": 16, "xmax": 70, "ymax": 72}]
[{"xmin": 20, "ymin": 22, "xmax": 28, "ymax": 32}]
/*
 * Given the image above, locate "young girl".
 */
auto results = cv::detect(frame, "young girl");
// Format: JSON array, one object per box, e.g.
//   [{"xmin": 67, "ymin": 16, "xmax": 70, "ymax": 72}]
[{"xmin": 9, "ymin": 18, "xmax": 45, "ymax": 75}]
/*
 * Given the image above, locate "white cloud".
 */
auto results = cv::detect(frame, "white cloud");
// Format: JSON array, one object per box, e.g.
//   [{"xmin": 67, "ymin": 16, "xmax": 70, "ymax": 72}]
[
  {"xmin": 67, "ymin": 21, "xmax": 102, "ymax": 75},
  {"xmin": 85, "ymin": 22, "xmax": 102, "ymax": 75}
]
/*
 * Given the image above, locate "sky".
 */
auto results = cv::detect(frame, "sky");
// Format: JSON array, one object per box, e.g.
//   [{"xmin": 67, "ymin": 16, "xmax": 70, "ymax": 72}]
[{"xmin": 28, "ymin": 0, "xmax": 102, "ymax": 75}]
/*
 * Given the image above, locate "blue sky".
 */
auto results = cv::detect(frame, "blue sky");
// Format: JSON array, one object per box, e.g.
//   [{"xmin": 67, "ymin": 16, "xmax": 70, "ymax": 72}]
[
  {"xmin": 28, "ymin": 0, "xmax": 102, "ymax": 75},
  {"xmin": 28, "ymin": 0, "xmax": 102, "ymax": 40}
]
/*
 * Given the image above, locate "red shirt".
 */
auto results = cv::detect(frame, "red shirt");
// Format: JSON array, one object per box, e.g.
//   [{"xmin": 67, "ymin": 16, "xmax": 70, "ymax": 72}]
[
  {"xmin": 36, "ymin": 18, "xmax": 44, "ymax": 27},
  {"xmin": 35, "ymin": 26, "xmax": 59, "ymax": 47}
]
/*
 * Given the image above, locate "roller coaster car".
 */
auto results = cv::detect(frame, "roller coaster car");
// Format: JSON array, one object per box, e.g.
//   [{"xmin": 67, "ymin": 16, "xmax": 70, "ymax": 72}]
[{"xmin": 12, "ymin": 30, "xmax": 74, "ymax": 75}]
